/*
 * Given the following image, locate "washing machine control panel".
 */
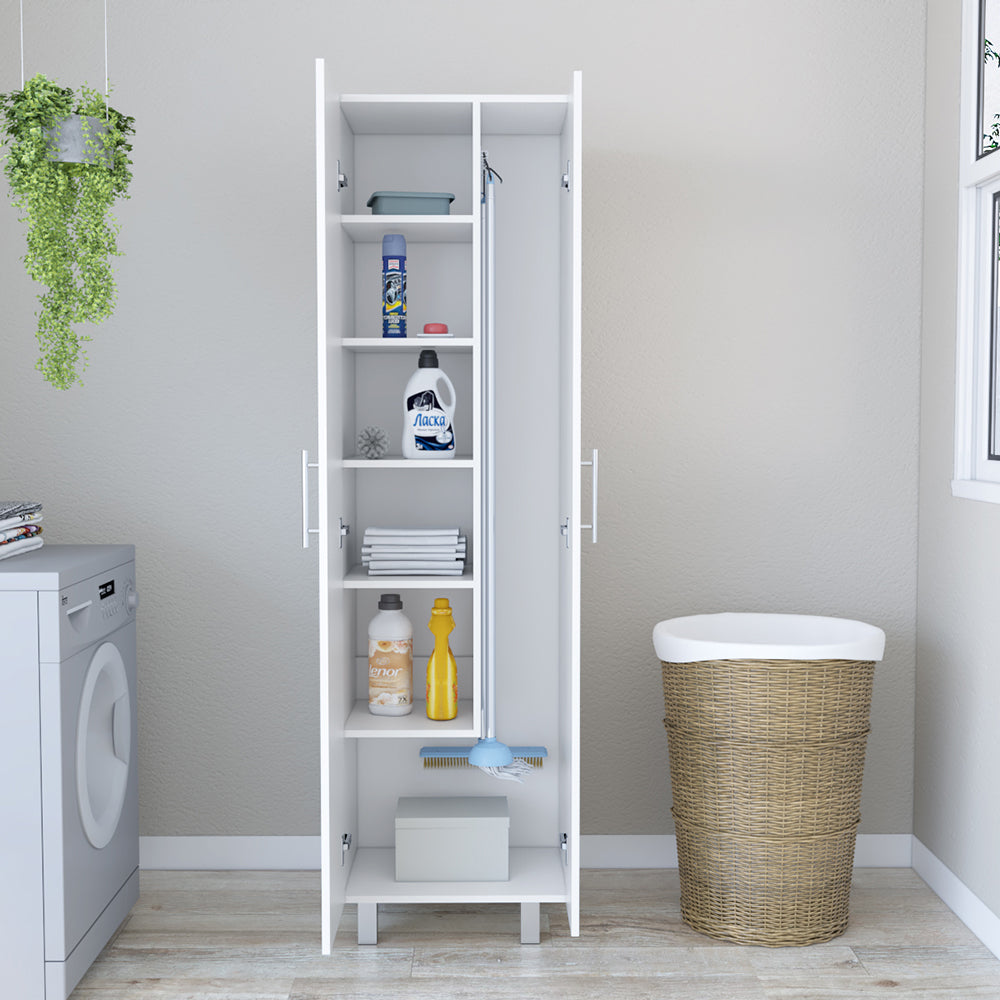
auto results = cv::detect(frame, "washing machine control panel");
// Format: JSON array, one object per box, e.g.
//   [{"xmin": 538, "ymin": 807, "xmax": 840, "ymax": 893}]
[
  {"xmin": 39, "ymin": 561, "xmax": 137, "ymax": 663},
  {"xmin": 97, "ymin": 579, "xmax": 126, "ymax": 621}
]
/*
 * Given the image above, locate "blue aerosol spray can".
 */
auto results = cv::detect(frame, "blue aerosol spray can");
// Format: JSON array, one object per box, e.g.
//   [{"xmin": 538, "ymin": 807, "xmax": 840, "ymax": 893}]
[{"xmin": 381, "ymin": 234, "xmax": 407, "ymax": 337}]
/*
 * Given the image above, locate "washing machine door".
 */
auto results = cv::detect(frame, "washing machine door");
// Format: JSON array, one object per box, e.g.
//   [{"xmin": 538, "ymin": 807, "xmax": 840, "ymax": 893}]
[{"xmin": 76, "ymin": 641, "xmax": 131, "ymax": 849}]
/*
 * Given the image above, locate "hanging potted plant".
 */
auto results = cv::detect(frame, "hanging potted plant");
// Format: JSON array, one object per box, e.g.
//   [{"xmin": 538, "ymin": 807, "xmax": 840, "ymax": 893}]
[{"xmin": 0, "ymin": 73, "xmax": 134, "ymax": 389}]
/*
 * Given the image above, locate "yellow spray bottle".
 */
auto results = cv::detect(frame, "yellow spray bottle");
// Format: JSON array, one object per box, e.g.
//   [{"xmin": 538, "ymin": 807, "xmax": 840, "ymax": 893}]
[{"xmin": 426, "ymin": 598, "xmax": 458, "ymax": 720}]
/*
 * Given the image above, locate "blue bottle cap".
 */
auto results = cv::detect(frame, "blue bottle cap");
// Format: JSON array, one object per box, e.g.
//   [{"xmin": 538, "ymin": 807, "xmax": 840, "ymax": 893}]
[{"xmin": 382, "ymin": 233, "xmax": 406, "ymax": 256}]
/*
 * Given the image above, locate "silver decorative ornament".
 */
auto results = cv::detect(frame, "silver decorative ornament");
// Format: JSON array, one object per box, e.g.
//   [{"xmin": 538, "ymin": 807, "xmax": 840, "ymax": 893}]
[{"xmin": 357, "ymin": 425, "xmax": 389, "ymax": 460}]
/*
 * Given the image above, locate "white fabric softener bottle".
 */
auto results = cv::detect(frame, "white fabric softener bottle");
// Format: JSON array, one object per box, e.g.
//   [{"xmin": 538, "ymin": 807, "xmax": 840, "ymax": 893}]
[
  {"xmin": 368, "ymin": 593, "xmax": 413, "ymax": 715},
  {"xmin": 402, "ymin": 349, "xmax": 457, "ymax": 459}
]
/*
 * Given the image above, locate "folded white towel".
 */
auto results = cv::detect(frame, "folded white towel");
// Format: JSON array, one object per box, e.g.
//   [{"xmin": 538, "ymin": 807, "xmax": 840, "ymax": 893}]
[
  {"xmin": 365, "ymin": 560, "xmax": 465, "ymax": 571},
  {"xmin": 364, "ymin": 527, "xmax": 460, "ymax": 537},
  {"xmin": 362, "ymin": 535, "xmax": 463, "ymax": 548},
  {"xmin": 363, "ymin": 547, "xmax": 465, "ymax": 559},
  {"xmin": 367, "ymin": 567, "xmax": 464, "ymax": 576},
  {"xmin": 363, "ymin": 539, "xmax": 465, "ymax": 551},
  {"xmin": 0, "ymin": 536, "xmax": 43, "ymax": 561}
]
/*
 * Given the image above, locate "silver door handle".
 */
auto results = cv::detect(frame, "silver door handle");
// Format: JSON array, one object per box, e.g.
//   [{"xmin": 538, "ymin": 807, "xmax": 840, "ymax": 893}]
[
  {"xmin": 580, "ymin": 448, "xmax": 598, "ymax": 544},
  {"xmin": 302, "ymin": 449, "xmax": 320, "ymax": 549}
]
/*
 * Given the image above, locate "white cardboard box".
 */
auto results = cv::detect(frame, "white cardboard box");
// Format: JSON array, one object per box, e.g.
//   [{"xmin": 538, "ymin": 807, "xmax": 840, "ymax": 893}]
[{"xmin": 395, "ymin": 796, "xmax": 510, "ymax": 882}]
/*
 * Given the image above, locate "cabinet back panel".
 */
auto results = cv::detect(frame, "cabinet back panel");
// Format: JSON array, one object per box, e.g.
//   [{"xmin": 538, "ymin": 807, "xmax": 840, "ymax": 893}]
[
  {"xmin": 357, "ymin": 739, "xmax": 563, "ymax": 848},
  {"xmin": 488, "ymin": 133, "xmax": 563, "ymax": 756},
  {"xmin": 351, "ymin": 242, "xmax": 474, "ymax": 341},
  {"xmin": 353, "ymin": 134, "xmax": 474, "ymax": 216},
  {"xmin": 354, "ymin": 588, "xmax": 476, "ymax": 659},
  {"xmin": 352, "ymin": 470, "xmax": 473, "ymax": 562},
  {"xmin": 350, "ymin": 350, "xmax": 474, "ymax": 460}
]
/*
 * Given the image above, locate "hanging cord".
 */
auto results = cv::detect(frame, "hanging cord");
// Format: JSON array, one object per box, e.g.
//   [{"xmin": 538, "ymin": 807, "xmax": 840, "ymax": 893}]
[
  {"xmin": 18, "ymin": 0, "xmax": 110, "ymax": 110},
  {"xmin": 103, "ymin": 0, "xmax": 109, "ymax": 117}
]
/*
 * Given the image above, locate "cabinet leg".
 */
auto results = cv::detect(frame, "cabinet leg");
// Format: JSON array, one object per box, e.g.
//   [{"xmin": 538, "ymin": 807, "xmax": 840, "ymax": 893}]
[
  {"xmin": 520, "ymin": 901, "xmax": 540, "ymax": 944},
  {"xmin": 357, "ymin": 902, "xmax": 378, "ymax": 945}
]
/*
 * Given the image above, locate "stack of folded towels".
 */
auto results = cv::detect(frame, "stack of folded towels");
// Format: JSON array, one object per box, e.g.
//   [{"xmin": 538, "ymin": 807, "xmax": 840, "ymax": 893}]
[
  {"xmin": 0, "ymin": 501, "xmax": 44, "ymax": 561},
  {"xmin": 362, "ymin": 526, "xmax": 466, "ymax": 576}
]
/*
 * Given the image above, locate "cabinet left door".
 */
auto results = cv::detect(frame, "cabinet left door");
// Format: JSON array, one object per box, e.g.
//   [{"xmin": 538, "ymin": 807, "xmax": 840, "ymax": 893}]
[{"xmin": 316, "ymin": 56, "xmax": 357, "ymax": 955}]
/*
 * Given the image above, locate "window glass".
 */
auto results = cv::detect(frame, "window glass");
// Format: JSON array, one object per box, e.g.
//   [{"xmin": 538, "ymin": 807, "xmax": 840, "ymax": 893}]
[
  {"xmin": 982, "ymin": 0, "xmax": 1000, "ymax": 155},
  {"xmin": 991, "ymin": 193, "xmax": 1000, "ymax": 457}
]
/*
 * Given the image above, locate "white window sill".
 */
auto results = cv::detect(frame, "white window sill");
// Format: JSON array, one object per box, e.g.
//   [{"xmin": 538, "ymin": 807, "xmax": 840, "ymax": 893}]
[{"xmin": 951, "ymin": 479, "xmax": 1000, "ymax": 503}]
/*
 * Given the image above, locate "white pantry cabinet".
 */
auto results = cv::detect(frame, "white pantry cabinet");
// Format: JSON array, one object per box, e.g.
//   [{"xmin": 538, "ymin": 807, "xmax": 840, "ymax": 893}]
[{"xmin": 311, "ymin": 60, "xmax": 583, "ymax": 951}]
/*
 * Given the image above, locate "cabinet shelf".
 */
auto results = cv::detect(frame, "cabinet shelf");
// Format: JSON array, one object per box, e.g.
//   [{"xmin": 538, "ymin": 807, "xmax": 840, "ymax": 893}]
[
  {"xmin": 341, "ymin": 215, "xmax": 474, "ymax": 244},
  {"xmin": 345, "ymin": 847, "xmax": 569, "ymax": 904},
  {"xmin": 344, "ymin": 566, "xmax": 474, "ymax": 589},
  {"xmin": 342, "ymin": 337, "xmax": 474, "ymax": 353},
  {"xmin": 345, "ymin": 699, "xmax": 476, "ymax": 738},
  {"xmin": 344, "ymin": 456, "xmax": 473, "ymax": 468}
]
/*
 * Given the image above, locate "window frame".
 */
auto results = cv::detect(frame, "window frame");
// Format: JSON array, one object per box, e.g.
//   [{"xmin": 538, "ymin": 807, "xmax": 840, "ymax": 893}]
[
  {"xmin": 954, "ymin": 0, "xmax": 1000, "ymax": 501},
  {"xmin": 951, "ymin": 0, "xmax": 1000, "ymax": 503}
]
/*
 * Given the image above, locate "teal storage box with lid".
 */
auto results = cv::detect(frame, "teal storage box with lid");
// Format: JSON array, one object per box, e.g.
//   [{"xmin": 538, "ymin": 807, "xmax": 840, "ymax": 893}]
[
  {"xmin": 395, "ymin": 796, "xmax": 509, "ymax": 882},
  {"xmin": 367, "ymin": 191, "xmax": 455, "ymax": 215}
]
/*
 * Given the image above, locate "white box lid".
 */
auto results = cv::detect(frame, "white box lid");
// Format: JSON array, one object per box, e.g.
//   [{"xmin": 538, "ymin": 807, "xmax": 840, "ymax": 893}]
[{"xmin": 395, "ymin": 796, "xmax": 509, "ymax": 828}]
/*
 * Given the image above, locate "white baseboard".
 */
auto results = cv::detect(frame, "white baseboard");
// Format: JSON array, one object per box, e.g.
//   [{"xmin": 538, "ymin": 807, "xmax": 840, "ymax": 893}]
[
  {"xmin": 580, "ymin": 834, "xmax": 678, "ymax": 868},
  {"xmin": 912, "ymin": 838, "xmax": 1000, "ymax": 961},
  {"xmin": 140, "ymin": 836, "xmax": 321, "ymax": 871},
  {"xmin": 139, "ymin": 833, "xmax": 912, "ymax": 872},
  {"xmin": 578, "ymin": 834, "xmax": 912, "ymax": 869}
]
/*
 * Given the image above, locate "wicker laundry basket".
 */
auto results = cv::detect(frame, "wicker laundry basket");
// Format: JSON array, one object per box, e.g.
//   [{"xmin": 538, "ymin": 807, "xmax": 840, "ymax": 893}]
[{"xmin": 653, "ymin": 614, "xmax": 885, "ymax": 947}]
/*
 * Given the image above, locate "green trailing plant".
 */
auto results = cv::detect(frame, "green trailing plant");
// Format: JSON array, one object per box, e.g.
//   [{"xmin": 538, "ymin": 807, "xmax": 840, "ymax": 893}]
[{"xmin": 0, "ymin": 73, "xmax": 134, "ymax": 388}]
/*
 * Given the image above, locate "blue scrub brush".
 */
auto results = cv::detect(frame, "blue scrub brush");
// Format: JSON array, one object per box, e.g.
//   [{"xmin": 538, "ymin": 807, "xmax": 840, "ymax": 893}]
[{"xmin": 420, "ymin": 742, "xmax": 548, "ymax": 777}]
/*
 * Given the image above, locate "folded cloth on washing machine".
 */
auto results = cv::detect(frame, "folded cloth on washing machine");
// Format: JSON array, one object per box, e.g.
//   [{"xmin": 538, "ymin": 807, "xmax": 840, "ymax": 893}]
[
  {"xmin": 0, "ymin": 524, "xmax": 43, "ymax": 544},
  {"xmin": 0, "ymin": 535, "xmax": 44, "ymax": 560},
  {"xmin": 0, "ymin": 512, "xmax": 43, "ymax": 532},
  {"xmin": 0, "ymin": 500, "xmax": 42, "ymax": 521}
]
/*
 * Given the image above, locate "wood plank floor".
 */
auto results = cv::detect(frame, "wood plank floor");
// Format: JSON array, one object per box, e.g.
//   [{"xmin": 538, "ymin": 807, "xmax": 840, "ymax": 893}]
[{"xmin": 70, "ymin": 869, "xmax": 1000, "ymax": 999}]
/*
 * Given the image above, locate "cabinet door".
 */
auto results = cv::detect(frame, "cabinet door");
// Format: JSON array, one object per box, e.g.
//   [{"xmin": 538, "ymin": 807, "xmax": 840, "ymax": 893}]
[
  {"xmin": 316, "ymin": 57, "xmax": 358, "ymax": 955},
  {"xmin": 558, "ymin": 70, "xmax": 583, "ymax": 937}
]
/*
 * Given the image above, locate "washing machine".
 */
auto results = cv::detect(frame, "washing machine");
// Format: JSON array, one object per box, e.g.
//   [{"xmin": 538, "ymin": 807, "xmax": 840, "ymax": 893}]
[{"xmin": 0, "ymin": 544, "xmax": 139, "ymax": 999}]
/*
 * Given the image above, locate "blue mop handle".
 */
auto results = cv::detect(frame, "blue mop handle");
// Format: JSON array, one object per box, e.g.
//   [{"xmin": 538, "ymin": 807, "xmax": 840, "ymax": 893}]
[{"xmin": 482, "ymin": 158, "xmax": 497, "ymax": 741}]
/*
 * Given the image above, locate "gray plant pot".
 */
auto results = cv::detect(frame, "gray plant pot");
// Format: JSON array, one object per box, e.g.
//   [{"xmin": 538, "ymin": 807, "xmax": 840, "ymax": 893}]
[{"xmin": 44, "ymin": 114, "xmax": 110, "ymax": 166}]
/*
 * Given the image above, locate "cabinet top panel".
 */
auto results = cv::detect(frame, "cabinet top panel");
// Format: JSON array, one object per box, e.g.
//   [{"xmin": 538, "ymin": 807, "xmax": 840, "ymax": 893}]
[
  {"xmin": 340, "ymin": 95, "xmax": 570, "ymax": 137},
  {"xmin": 341, "ymin": 98, "xmax": 473, "ymax": 135},
  {"xmin": 480, "ymin": 99, "xmax": 568, "ymax": 135}
]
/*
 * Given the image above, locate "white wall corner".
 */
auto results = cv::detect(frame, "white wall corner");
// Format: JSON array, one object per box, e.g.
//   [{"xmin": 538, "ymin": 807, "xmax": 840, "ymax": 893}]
[{"xmin": 912, "ymin": 838, "xmax": 1000, "ymax": 962}]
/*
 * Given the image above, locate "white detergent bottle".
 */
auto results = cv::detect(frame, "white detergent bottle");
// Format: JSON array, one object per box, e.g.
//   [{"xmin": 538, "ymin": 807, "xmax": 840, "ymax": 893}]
[
  {"xmin": 368, "ymin": 593, "xmax": 413, "ymax": 716},
  {"xmin": 402, "ymin": 349, "xmax": 457, "ymax": 459}
]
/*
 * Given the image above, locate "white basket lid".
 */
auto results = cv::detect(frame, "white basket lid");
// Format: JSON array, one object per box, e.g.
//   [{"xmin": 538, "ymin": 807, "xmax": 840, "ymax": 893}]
[{"xmin": 653, "ymin": 613, "xmax": 885, "ymax": 663}]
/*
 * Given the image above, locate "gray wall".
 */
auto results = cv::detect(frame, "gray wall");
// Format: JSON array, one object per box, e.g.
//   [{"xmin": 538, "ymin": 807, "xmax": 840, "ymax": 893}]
[
  {"xmin": 0, "ymin": 0, "xmax": 924, "ymax": 837},
  {"xmin": 917, "ymin": 0, "xmax": 1000, "ymax": 915}
]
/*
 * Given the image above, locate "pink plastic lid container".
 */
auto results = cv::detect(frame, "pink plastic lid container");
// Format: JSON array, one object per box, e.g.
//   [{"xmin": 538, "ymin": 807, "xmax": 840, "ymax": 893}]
[{"xmin": 421, "ymin": 323, "xmax": 450, "ymax": 336}]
